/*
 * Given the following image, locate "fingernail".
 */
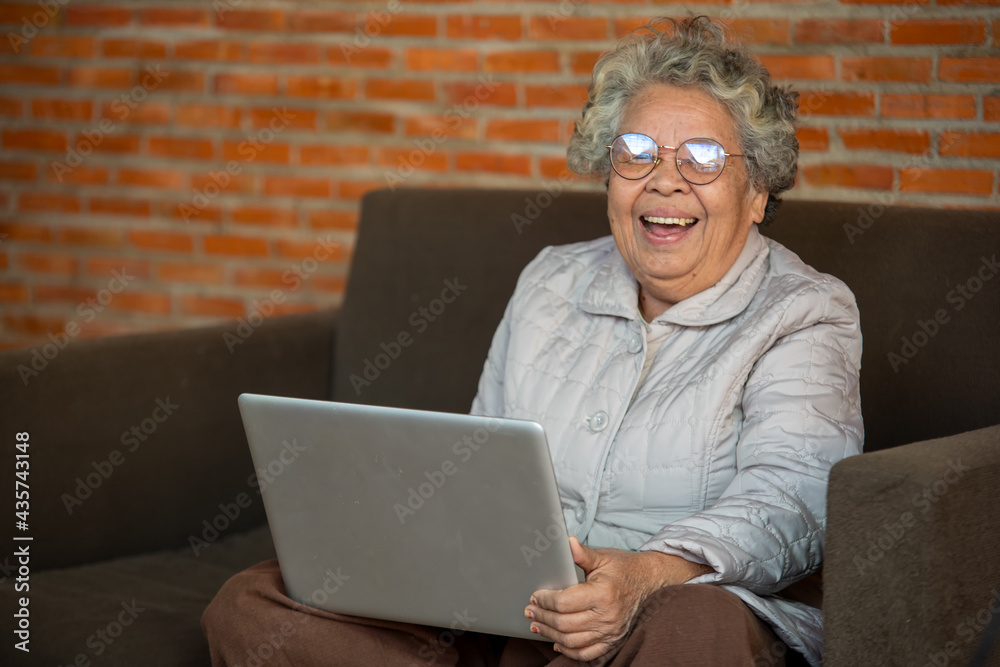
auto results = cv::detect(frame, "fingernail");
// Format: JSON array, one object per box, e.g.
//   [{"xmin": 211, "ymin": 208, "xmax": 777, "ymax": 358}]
[
  {"xmin": 530, "ymin": 624, "xmax": 539, "ymax": 634},
  {"xmin": 530, "ymin": 596, "xmax": 538, "ymax": 605},
  {"xmin": 553, "ymin": 645, "xmax": 561, "ymax": 653},
  {"xmin": 525, "ymin": 609, "xmax": 534, "ymax": 619}
]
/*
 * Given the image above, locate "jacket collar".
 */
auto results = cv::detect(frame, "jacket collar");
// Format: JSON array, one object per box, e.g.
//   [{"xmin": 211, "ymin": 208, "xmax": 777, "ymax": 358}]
[{"xmin": 580, "ymin": 225, "xmax": 770, "ymax": 326}]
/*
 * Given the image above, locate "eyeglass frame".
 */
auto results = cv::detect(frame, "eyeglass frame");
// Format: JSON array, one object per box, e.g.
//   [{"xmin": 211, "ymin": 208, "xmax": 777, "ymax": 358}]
[{"xmin": 605, "ymin": 133, "xmax": 746, "ymax": 185}]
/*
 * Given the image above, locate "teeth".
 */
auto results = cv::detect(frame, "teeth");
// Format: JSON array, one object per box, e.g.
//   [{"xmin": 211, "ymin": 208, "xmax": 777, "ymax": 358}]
[{"xmin": 645, "ymin": 216, "xmax": 697, "ymax": 226}]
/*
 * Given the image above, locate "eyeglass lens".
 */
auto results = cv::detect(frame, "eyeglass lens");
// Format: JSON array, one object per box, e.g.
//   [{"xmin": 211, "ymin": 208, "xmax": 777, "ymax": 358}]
[{"xmin": 609, "ymin": 133, "xmax": 727, "ymax": 184}]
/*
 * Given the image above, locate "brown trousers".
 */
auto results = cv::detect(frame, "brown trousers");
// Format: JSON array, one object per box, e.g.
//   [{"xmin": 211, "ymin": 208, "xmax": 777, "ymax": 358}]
[{"xmin": 202, "ymin": 559, "xmax": 788, "ymax": 667}]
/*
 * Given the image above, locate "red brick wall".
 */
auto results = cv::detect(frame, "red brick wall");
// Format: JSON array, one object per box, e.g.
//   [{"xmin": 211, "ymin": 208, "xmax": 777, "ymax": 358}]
[{"xmin": 2, "ymin": 1, "xmax": 999, "ymax": 350}]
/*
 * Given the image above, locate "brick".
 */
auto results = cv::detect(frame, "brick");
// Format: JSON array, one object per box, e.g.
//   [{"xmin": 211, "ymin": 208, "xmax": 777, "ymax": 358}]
[
  {"xmin": 156, "ymin": 71, "xmax": 205, "ymax": 94},
  {"xmin": 939, "ymin": 58, "xmax": 1000, "ymax": 83},
  {"xmin": 149, "ymin": 136, "xmax": 214, "ymax": 160},
  {"xmin": 158, "ymin": 262, "xmax": 225, "ymax": 285},
  {"xmin": 100, "ymin": 102, "xmax": 170, "ymax": 125},
  {"xmin": 231, "ymin": 206, "xmax": 297, "ymax": 227},
  {"xmin": 66, "ymin": 6, "xmax": 131, "ymax": 27},
  {"xmin": 0, "ymin": 222, "xmax": 51, "ymax": 242},
  {"xmin": 881, "ymin": 94, "xmax": 976, "ymax": 119},
  {"xmin": 190, "ymin": 173, "xmax": 253, "ymax": 194},
  {"xmin": 338, "ymin": 180, "xmax": 383, "ymax": 200},
  {"xmin": 326, "ymin": 111, "xmax": 395, "ymax": 133},
  {"xmin": 2, "ymin": 314, "xmax": 66, "ymax": 336},
  {"xmin": 67, "ymin": 67, "xmax": 132, "ymax": 89},
  {"xmin": 162, "ymin": 201, "xmax": 222, "ymax": 224},
  {"xmin": 29, "ymin": 99, "xmax": 89, "ymax": 121},
  {"xmin": 378, "ymin": 148, "xmax": 448, "ymax": 172},
  {"xmin": 177, "ymin": 104, "xmax": 241, "ymax": 128},
  {"xmin": 0, "ymin": 283, "xmax": 28, "ymax": 303},
  {"xmin": 839, "ymin": 0, "xmax": 928, "ymax": 4},
  {"xmin": 264, "ymin": 176, "xmax": 331, "ymax": 198},
  {"xmin": 939, "ymin": 0, "xmax": 1000, "ymax": 5},
  {"xmin": 139, "ymin": 8, "xmax": 208, "ymax": 26},
  {"xmin": 486, "ymin": 119, "xmax": 561, "ymax": 142},
  {"xmin": 102, "ymin": 39, "xmax": 167, "ymax": 59},
  {"xmin": 46, "ymin": 164, "xmax": 108, "ymax": 185},
  {"xmin": 118, "ymin": 167, "xmax": 185, "ymax": 189},
  {"xmin": 794, "ymin": 19, "xmax": 883, "ymax": 44},
  {"xmin": 0, "ymin": 161, "xmax": 37, "ymax": 180},
  {"xmin": 252, "ymin": 107, "xmax": 315, "ymax": 130},
  {"xmin": 613, "ymin": 17, "xmax": 654, "ymax": 38},
  {"xmin": 287, "ymin": 76, "xmax": 357, "ymax": 99},
  {"xmin": 19, "ymin": 252, "xmax": 77, "ymax": 276},
  {"xmin": 223, "ymin": 141, "xmax": 290, "ymax": 164},
  {"xmin": 406, "ymin": 48, "xmax": 478, "ymax": 72},
  {"xmin": 801, "ymin": 164, "xmax": 893, "ymax": 189},
  {"xmin": 525, "ymin": 84, "xmax": 588, "ymax": 109},
  {"xmin": 456, "ymin": 152, "xmax": 531, "ymax": 175},
  {"xmin": 327, "ymin": 45, "xmax": 392, "ymax": 68},
  {"xmin": 129, "ymin": 230, "xmax": 193, "ymax": 252},
  {"xmin": 19, "ymin": 191, "xmax": 78, "ymax": 213},
  {"xmin": 404, "ymin": 115, "xmax": 476, "ymax": 139},
  {"xmin": 529, "ymin": 17, "xmax": 607, "ymax": 41},
  {"xmin": 31, "ymin": 36, "xmax": 95, "ymax": 58},
  {"xmin": 286, "ymin": 10, "xmax": 354, "ymax": 32},
  {"xmin": 890, "ymin": 19, "xmax": 984, "ymax": 45},
  {"xmin": 986, "ymin": 97, "xmax": 1000, "ymax": 122},
  {"xmin": 275, "ymin": 239, "xmax": 347, "ymax": 260},
  {"xmin": 727, "ymin": 19, "xmax": 791, "ymax": 46},
  {"xmin": 308, "ymin": 210, "xmax": 357, "ymax": 230},
  {"xmin": 55, "ymin": 226, "xmax": 124, "ymax": 248},
  {"xmin": 215, "ymin": 73, "xmax": 278, "ymax": 96},
  {"xmin": 839, "ymin": 128, "xmax": 930, "ymax": 154},
  {"xmin": 35, "ymin": 285, "xmax": 95, "ymax": 303},
  {"xmin": 797, "ymin": 127, "xmax": 829, "ymax": 152},
  {"xmin": 205, "ymin": 235, "xmax": 269, "ymax": 257},
  {"xmin": 233, "ymin": 268, "xmax": 289, "ymax": 289},
  {"xmin": 446, "ymin": 15, "xmax": 521, "ymax": 40},
  {"xmin": 939, "ymin": 132, "xmax": 1000, "ymax": 158},
  {"xmin": 300, "ymin": 145, "xmax": 370, "ymax": 166},
  {"xmin": 175, "ymin": 40, "xmax": 243, "ymax": 61},
  {"xmin": 0, "ymin": 64, "xmax": 59, "ymax": 85},
  {"xmin": 0, "ymin": 98, "xmax": 22, "ymax": 115},
  {"xmin": 108, "ymin": 291, "xmax": 172, "ymax": 315},
  {"xmin": 842, "ymin": 57, "xmax": 932, "ymax": 83},
  {"xmin": 899, "ymin": 168, "xmax": 993, "ymax": 195},
  {"xmin": 758, "ymin": 55, "xmax": 835, "ymax": 80},
  {"xmin": 179, "ymin": 295, "xmax": 245, "ymax": 318},
  {"xmin": 365, "ymin": 79, "xmax": 435, "ymax": 101},
  {"xmin": 540, "ymin": 156, "xmax": 574, "ymax": 180},
  {"xmin": 85, "ymin": 257, "xmax": 151, "ymax": 280},
  {"xmin": 90, "ymin": 197, "xmax": 150, "ymax": 217},
  {"xmin": 307, "ymin": 276, "xmax": 346, "ymax": 295},
  {"xmin": 249, "ymin": 43, "xmax": 320, "ymax": 64},
  {"xmin": 371, "ymin": 14, "xmax": 436, "ymax": 37},
  {"xmin": 74, "ymin": 134, "xmax": 140, "ymax": 154},
  {"xmin": 0, "ymin": 3, "xmax": 63, "ymax": 24},
  {"xmin": 217, "ymin": 10, "xmax": 285, "ymax": 31},
  {"xmin": 443, "ymin": 81, "xmax": 517, "ymax": 107},
  {"xmin": 799, "ymin": 91, "xmax": 875, "ymax": 116},
  {"xmin": 486, "ymin": 51, "xmax": 560, "ymax": 73},
  {"xmin": 570, "ymin": 51, "xmax": 602, "ymax": 75}
]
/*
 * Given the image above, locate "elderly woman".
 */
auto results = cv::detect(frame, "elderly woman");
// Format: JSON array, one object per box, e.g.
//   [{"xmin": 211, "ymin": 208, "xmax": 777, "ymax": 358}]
[{"xmin": 203, "ymin": 16, "xmax": 862, "ymax": 667}]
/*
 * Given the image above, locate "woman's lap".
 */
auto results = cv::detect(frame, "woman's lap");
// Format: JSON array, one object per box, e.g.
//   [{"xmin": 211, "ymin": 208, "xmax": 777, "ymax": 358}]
[{"xmin": 202, "ymin": 559, "xmax": 786, "ymax": 667}]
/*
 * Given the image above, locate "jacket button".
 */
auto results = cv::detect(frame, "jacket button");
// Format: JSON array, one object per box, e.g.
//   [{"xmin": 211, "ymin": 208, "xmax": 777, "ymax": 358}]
[
  {"xmin": 626, "ymin": 335, "xmax": 642, "ymax": 354},
  {"xmin": 587, "ymin": 411, "xmax": 609, "ymax": 432},
  {"xmin": 574, "ymin": 505, "xmax": 586, "ymax": 522}
]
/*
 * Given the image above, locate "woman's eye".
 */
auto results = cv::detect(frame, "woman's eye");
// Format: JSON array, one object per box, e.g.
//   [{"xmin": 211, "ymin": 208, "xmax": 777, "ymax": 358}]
[{"xmin": 629, "ymin": 153, "xmax": 656, "ymax": 164}]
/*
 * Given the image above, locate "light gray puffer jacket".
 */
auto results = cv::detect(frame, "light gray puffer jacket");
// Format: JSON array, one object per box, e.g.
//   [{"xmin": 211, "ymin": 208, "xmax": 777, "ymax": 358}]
[{"xmin": 471, "ymin": 226, "xmax": 864, "ymax": 665}]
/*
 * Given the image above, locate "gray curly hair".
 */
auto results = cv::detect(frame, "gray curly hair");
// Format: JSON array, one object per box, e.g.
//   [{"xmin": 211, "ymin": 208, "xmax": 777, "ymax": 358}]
[{"xmin": 567, "ymin": 16, "xmax": 798, "ymax": 224}]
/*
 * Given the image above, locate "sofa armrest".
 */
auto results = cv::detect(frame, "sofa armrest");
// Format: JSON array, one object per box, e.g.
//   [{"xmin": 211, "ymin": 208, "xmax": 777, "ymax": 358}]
[
  {"xmin": 823, "ymin": 424, "xmax": 1000, "ymax": 666},
  {"xmin": 0, "ymin": 310, "xmax": 337, "ymax": 571}
]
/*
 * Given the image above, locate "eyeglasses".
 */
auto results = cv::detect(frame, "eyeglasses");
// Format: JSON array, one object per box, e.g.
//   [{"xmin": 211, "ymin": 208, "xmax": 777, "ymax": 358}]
[{"xmin": 605, "ymin": 133, "xmax": 745, "ymax": 185}]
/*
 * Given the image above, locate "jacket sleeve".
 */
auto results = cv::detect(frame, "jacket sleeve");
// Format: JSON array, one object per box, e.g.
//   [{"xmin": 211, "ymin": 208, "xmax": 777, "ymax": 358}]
[
  {"xmin": 640, "ymin": 281, "xmax": 864, "ymax": 595},
  {"xmin": 470, "ymin": 292, "xmax": 513, "ymax": 419}
]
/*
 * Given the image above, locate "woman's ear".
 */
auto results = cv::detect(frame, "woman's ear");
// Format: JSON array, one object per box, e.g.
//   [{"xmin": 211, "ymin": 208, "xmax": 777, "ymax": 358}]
[{"xmin": 749, "ymin": 189, "xmax": 767, "ymax": 225}]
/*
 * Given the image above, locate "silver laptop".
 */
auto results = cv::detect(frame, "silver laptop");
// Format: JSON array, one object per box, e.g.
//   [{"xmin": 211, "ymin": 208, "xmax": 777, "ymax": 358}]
[{"xmin": 238, "ymin": 394, "xmax": 580, "ymax": 641}]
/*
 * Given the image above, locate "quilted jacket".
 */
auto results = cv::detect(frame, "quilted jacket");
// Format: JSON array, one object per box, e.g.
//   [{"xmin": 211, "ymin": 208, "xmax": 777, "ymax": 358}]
[{"xmin": 471, "ymin": 225, "xmax": 864, "ymax": 665}]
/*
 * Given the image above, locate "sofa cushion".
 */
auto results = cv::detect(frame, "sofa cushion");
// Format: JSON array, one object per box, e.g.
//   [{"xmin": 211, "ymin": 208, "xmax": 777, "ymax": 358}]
[{"xmin": 0, "ymin": 525, "xmax": 275, "ymax": 666}]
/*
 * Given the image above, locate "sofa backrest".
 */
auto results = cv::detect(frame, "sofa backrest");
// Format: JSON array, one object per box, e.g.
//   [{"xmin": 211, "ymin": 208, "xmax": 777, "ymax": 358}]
[{"xmin": 336, "ymin": 188, "xmax": 1000, "ymax": 452}]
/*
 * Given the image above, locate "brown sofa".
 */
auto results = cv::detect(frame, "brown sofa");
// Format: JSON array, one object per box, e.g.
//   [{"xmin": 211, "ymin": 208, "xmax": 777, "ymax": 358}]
[{"xmin": 1, "ymin": 187, "xmax": 999, "ymax": 666}]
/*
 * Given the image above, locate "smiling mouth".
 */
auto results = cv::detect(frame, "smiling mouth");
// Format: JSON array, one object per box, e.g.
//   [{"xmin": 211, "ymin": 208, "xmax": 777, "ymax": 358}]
[{"xmin": 640, "ymin": 215, "xmax": 699, "ymax": 237}]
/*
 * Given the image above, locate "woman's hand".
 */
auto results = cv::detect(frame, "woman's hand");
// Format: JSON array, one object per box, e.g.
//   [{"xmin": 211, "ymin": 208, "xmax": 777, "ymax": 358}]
[{"xmin": 524, "ymin": 537, "xmax": 713, "ymax": 662}]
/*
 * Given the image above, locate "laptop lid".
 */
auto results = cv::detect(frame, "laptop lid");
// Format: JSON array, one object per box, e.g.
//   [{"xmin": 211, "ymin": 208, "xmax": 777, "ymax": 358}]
[{"xmin": 237, "ymin": 394, "xmax": 579, "ymax": 641}]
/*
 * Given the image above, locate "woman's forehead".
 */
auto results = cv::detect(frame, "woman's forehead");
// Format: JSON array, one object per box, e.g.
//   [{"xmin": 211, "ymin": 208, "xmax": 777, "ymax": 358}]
[{"xmin": 619, "ymin": 83, "xmax": 738, "ymax": 145}]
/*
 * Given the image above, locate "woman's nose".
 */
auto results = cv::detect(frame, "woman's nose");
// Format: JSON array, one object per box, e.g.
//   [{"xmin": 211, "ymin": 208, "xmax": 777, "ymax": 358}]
[{"xmin": 645, "ymin": 156, "xmax": 690, "ymax": 195}]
